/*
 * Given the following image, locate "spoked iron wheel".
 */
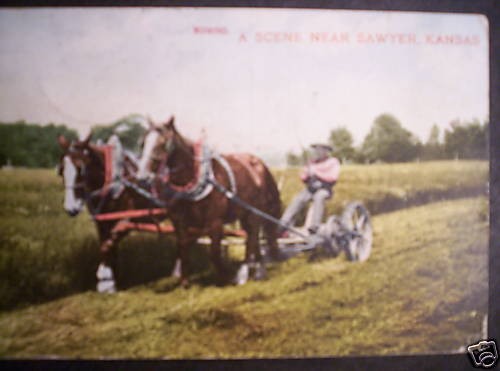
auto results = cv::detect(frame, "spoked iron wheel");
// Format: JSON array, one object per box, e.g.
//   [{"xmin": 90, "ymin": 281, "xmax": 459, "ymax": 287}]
[{"xmin": 340, "ymin": 202, "xmax": 373, "ymax": 262}]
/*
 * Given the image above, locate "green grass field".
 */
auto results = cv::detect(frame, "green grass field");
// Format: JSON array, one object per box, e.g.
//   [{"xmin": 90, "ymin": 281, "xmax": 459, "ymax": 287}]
[
  {"xmin": 0, "ymin": 161, "xmax": 489, "ymax": 357},
  {"xmin": 276, "ymin": 160, "xmax": 487, "ymax": 216},
  {"xmin": 0, "ymin": 197, "xmax": 488, "ymax": 358}
]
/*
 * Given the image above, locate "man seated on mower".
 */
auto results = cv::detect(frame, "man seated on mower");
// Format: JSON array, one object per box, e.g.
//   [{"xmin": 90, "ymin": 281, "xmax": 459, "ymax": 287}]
[{"xmin": 280, "ymin": 143, "xmax": 340, "ymax": 236}]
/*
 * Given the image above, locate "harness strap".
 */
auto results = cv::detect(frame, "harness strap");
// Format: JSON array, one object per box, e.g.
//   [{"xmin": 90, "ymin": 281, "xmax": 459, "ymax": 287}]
[
  {"xmin": 84, "ymin": 144, "xmax": 166, "ymax": 217},
  {"xmin": 102, "ymin": 145, "xmax": 114, "ymax": 190},
  {"xmin": 122, "ymin": 179, "xmax": 166, "ymax": 207},
  {"xmin": 208, "ymin": 178, "xmax": 309, "ymax": 241},
  {"xmin": 167, "ymin": 142, "xmax": 203, "ymax": 193},
  {"xmin": 162, "ymin": 142, "xmax": 237, "ymax": 202},
  {"xmin": 212, "ymin": 152, "xmax": 237, "ymax": 195}
]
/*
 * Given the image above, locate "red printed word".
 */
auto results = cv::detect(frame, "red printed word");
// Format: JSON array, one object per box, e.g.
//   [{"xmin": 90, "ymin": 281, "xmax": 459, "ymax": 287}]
[
  {"xmin": 309, "ymin": 32, "xmax": 350, "ymax": 43},
  {"xmin": 255, "ymin": 32, "xmax": 302, "ymax": 43},
  {"xmin": 357, "ymin": 32, "xmax": 418, "ymax": 44},
  {"xmin": 193, "ymin": 26, "xmax": 228, "ymax": 35},
  {"xmin": 425, "ymin": 34, "xmax": 480, "ymax": 45}
]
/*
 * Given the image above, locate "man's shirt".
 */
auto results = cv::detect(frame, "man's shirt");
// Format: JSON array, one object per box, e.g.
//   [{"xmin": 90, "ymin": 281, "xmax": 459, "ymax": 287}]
[{"xmin": 300, "ymin": 157, "xmax": 340, "ymax": 184}]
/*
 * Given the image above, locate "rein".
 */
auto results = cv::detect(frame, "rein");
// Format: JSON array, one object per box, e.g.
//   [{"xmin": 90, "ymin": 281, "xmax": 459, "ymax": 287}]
[{"xmin": 78, "ymin": 145, "xmax": 116, "ymax": 214}]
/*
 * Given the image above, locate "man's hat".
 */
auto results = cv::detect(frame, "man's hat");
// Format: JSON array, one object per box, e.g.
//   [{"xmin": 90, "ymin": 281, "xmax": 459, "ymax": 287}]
[{"xmin": 310, "ymin": 143, "xmax": 333, "ymax": 152}]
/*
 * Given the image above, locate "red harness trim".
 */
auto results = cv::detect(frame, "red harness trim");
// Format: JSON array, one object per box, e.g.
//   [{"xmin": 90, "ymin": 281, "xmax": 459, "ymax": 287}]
[
  {"xmin": 103, "ymin": 145, "xmax": 114, "ymax": 185},
  {"xmin": 110, "ymin": 221, "xmax": 247, "ymax": 238},
  {"xmin": 94, "ymin": 208, "xmax": 167, "ymax": 221},
  {"xmin": 111, "ymin": 221, "xmax": 175, "ymax": 235},
  {"xmin": 99, "ymin": 145, "xmax": 114, "ymax": 196}
]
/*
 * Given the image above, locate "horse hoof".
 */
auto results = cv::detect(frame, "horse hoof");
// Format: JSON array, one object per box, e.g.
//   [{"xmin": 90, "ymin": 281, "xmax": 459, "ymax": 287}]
[
  {"xmin": 270, "ymin": 250, "xmax": 288, "ymax": 262},
  {"xmin": 253, "ymin": 264, "xmax": 267, "ymax": 281},
  {"xmin": 180, "ymin": 279, "xmax": 190, "ymax": 289},
  {"xmin": 97, "ymin": 279, "xmax": 116, "ymax": 293},
  {"xmin": 96, "ymin": 263, "xmax": 116, "ymax": 293}
]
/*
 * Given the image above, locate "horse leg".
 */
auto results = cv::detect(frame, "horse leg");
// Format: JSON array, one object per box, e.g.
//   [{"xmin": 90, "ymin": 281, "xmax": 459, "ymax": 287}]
[
  {"xmin": 171, "ymin": 232, "xmax": 182, "ymax": 278},
  {"xmin": 177, "ymin": 233, "xmax": 195, "ymax": 288},
  {"xmin": 208, "ymin": 222, "xmax": 230, "ymax": 286},
  {"xmin": 96, "ymin": 223, "xmax": 128, "ymax": 293},
  {"xmin": 263, "ymin": 219, "xmax": 283, "ymax": 262},
  {"xmin": 240, "ymin": 215, "xmax": 266, "ymax": 283},
  {"xmin": 252, "ymin": 222, "xmax": 267, "ymax": 281},
  {"xmin": 171, "ymin": 254, "xmax": 182, "ymax": 278},
  {"xmin": 97, "ymin": 237, "xmax": 118, "ymax": 293}
]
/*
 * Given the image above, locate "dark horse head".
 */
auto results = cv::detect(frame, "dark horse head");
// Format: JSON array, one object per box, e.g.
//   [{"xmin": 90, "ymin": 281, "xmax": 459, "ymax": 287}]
[
  {"xmin": 57, "ymin": 135, "xmax": 98, "ymax": 216},
  {"xmin": 136, "ymin": 116, "xmax": 193, "ymax": 182}
]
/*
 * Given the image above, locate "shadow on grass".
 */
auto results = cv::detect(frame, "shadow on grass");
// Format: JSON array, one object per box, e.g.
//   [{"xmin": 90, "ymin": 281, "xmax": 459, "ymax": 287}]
[
  {"xmin": 0, "ymin": 232, "xmax": 235, "ymax": 311},
  {"xmin": 365, "ymin": 185, "xmax": 486, "ymax": 215},
  {"xmin": 84, "ymin": 234, "xmax": 244, "ymax": 294},
  {"xmin": 116, "ymin": 235, "xmax": 232, "ymax": 292}
]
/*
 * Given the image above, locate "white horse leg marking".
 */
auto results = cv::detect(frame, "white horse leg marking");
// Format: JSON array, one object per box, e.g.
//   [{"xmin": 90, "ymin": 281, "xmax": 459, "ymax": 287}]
[
  {"xmin": 63, "ymin": 156, "xmax": 83, "ymax": 214},
  {"xmin": 96, "ymin": 263, "xmax": 116, "ymax": 293},
  {"xmin": 171, "ymin": 258, "xmax": 182, "ymax": 278},
  {"xmin": 137, "ymin": 130, "xmax": 159, "ymax": 180},
  {"xmin": 234, "ymin": 263, "xmax": 249, "ymax": 285}
]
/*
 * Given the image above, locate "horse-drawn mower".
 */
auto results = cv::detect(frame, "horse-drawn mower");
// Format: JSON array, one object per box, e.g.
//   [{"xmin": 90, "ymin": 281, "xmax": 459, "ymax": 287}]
[
  {"xmin": 58, "ymin": 126, "xmax": 373, "ymax": 291},
  {"xmin": 196, "ymin": 165, "xmax": 372, "ymax": 264},
  {"xmin": 275, "ymin": 201, "xmax": 373, "ymax": 262}
]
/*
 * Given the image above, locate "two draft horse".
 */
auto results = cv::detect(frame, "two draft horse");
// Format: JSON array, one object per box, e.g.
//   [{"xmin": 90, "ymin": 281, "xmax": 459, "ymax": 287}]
[
  {"xmin": 137, "ymin": 117, "xmax": 282, "ymax": 286},
  {"xmin": 57, "ymin": 134, "xmax": 168, "ymax": 292}
]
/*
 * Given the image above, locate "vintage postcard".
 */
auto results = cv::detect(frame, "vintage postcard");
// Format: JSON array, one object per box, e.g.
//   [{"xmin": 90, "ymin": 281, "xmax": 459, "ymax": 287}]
[{"xmin": 0, "ymin": 7, "xmax": 491, "ymax": 361}]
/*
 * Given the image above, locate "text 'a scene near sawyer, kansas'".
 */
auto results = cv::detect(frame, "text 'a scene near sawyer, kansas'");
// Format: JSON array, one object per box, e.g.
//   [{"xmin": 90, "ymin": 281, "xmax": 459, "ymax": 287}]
[{"xmin": 193, "ymin": 27, "xmax": 481, "ymax": 46}]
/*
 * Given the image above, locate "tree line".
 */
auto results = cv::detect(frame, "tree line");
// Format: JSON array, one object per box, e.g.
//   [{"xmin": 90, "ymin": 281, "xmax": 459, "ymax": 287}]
[
  {"xmin": 287, "ymin": 113, "xmax": 489, "ymax": 165},
  {"xmin": 0, "ymin": 113, "xmax": 489, "ymax": 168},
  {"xmin": 0, "ymin": 122, "xmax": 78, "ymax": 168},
  {"xmin": 0, "ymin": 115, "xmax": 146, "ymax": 168}
]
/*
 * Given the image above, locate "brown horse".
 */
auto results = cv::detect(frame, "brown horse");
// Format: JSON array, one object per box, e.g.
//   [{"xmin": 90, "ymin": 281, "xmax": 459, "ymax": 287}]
[
  {"xmin": 136, "ymin": 117, "xmax": 281, "ymax": 286},
  {"xmin": 57, "ymin": 134, "xmax": 169, "ymax": 292}
]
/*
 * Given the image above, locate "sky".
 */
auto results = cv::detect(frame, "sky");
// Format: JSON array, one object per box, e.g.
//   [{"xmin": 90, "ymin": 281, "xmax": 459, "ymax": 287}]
[{"xmin": 0, "ymin": 8, "xmax": 489, "ymax": 162}]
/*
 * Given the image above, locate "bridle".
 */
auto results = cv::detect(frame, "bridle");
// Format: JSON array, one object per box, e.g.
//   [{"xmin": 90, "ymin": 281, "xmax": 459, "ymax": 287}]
[
  {"xmin": 138, "ymin": 128, "xmax": 177, "ymax": 182},
  {"xmin": 60, "ymin": 145, "xmax": 110, "ymax": 210}
]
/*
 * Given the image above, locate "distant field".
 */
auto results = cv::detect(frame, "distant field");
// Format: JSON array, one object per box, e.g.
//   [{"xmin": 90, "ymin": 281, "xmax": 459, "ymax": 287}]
[
  {"xmin": 0, "ymin": 197, "xmax": 488, "ymax": 357},
  {"xmin": 0, "ymin": 161, "xmax": 488, "ymax": 311},
  {"xmin": 274, "ymin": 160, "xmax": 488, "ymax": 216}
]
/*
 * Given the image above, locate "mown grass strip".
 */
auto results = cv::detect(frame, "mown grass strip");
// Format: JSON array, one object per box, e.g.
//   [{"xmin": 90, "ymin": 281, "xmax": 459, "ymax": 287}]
[{"xmin": 0, "ymin": 197, "xmax": 488, "ymax": 358}]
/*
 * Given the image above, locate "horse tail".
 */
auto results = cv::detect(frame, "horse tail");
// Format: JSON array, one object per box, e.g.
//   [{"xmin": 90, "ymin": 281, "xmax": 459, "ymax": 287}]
[{"xmin": 262, "ymin": 164, "xmax": 281, "ymax": 218}]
